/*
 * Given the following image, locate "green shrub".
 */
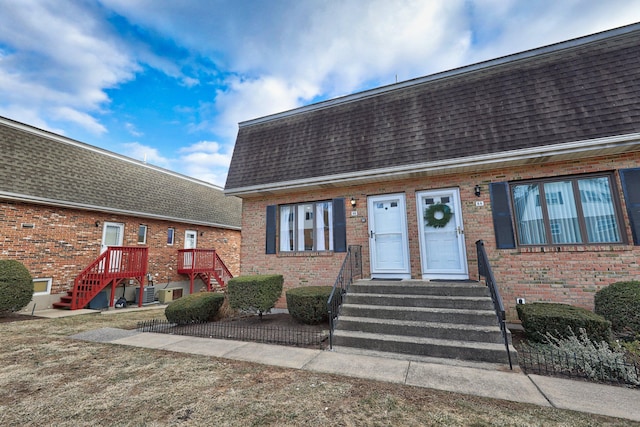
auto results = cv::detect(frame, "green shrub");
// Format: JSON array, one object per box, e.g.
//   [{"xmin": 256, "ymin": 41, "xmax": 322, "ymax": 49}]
[
  {"xmin": 227, "ymin": 274, "xmax": 283, "ymax": 318},
  {"xmin": 516, "ymin": 302, "xmax": 611, "ymax": 343},
  {"xmin": 286, "ymin": 286, "xmax": 332, "ymax": 325},
  {"xmin": 0, "ymin": 260, "xmax": 34, "ymax": 314},
  {"xmin": 594, "ymin": 281, "xmax": 640, "ymax": 341},
  {"xmin": 165, "ymin": 292, "xmax": 225, "ymax": 325}
]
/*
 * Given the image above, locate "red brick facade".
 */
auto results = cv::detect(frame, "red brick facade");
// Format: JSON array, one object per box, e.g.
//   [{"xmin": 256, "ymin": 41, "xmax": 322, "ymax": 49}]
[
  {"xmin": 1, "ymin": 201, "xmax": 240, "ymax": 305},
  {"xmin": 240, "ymin": 152, "xmax": 640, "ymax": 320}
]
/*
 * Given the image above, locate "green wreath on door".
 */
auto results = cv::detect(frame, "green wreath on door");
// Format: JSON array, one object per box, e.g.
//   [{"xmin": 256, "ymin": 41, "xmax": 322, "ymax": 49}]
[{"xmin": 424, "ymin": 203, "xmax": 453, "ymax": 228}]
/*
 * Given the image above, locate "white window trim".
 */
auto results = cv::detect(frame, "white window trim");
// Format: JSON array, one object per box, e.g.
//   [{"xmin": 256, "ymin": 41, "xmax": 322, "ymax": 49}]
[
  {"xmin": 33, "ymin": 278, "xmax": 52, "ymax": 296},
  {"xmin": 138, "ymin": 225, "xmax": 148, "ymax": 244},
  {"xmin": 167, "ymin": 228, "xmax": 175, "ymax": 246}
]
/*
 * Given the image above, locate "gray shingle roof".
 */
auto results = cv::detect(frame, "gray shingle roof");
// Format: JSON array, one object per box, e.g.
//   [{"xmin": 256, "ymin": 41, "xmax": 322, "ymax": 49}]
[
  {"xmin": 0, "ymin": 117, "xmax": 242, "ymax": 229},
  {"xmin": 226, "ymin": 23, "xmax": 640, "ymax": 193}
]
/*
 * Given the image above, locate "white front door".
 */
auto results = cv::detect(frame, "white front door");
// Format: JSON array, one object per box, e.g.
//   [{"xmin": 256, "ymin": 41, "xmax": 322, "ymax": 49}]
[
  {"xmin": 367, "ymin": 194, "xmax": 411, "ymax": 279},
  {"xmin": 416, "ymin": 188, "xmax": 468, "ymax": 280},
  {"xmin": 101, "ymin": 222, "xmax": 124, "ymax": 272}
]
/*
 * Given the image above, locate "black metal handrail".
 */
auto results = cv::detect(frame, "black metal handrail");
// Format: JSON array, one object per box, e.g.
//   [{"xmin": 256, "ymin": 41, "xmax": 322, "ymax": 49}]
[
  {"xmin": 476, "ymin": 240, "xmax": 514, "ymax": 369},
  {"xmin": 327, "ymin": 245, "xmax": 362, "ymax": 349}
]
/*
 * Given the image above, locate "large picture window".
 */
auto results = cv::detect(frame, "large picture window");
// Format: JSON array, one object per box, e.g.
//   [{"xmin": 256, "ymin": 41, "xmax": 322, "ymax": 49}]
[
  {"xmin": 511, "ymin": 174, "xmax": 622, "ymax": 245},
  {"xmin": 279, "ymin": 201, "xmax": 334, "ymax": 252}
]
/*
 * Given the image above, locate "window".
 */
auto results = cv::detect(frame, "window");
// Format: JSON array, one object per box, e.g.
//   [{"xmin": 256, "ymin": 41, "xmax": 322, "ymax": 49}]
[
  {"xmin": 33, "ymin": 278, "xmax": 52, "ymax": 295},
  {"xmin": 511, "ymin": 174, "xmax": 622, "ymax": 245},
  {"xmin": 137, "ymin": 225, "xmax": 147, "ymax": 244},
  {"xmin": 279, "ymin": 201, "xmax": 334, "ymax": 252},
  {"xmin": 167, "ymin": 228, "xmax": 175, "ymax": 245}
]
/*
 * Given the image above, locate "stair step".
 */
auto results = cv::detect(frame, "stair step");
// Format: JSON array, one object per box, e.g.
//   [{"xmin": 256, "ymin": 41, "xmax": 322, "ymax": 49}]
[
  {"xmin": 336, "ymin": 316, "xmax": 507, "ymax": 344},
  {"xmin": 340, "ymin": 303, "xmax": 498, "ymax": 326},
  {"xmin": 332, "ymin": 330, "xmax": 516, "ymax": 365},
  {"xmin": 52, "ymin": 302, "xmax": 71, "ymax": 309},
  {"xmin": 344, "ymin": 293, "xmax": 494, "ymax": 310},
  {"xmin": 350, "ymin": 280, "xmax": 490, "ymax": 297}
]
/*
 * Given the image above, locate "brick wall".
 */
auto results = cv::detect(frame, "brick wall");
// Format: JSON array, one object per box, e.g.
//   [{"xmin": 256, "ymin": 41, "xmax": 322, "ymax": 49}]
[
  {"xmin": 240, "ymin": 151, "xmax": 640, "ymax": 318},
  {"xmin": 0, "ymin": 201, "xmax": 240, "ymax": 297}
]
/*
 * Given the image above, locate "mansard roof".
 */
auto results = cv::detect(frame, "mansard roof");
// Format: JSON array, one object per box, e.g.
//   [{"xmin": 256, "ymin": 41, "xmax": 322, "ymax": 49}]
[
  {"xmin": 226, "ymin": 23, "xmax": 640, "ymax": 196},
  {"xmin": 0, "ymin": 117, "xmax": 241, "ymax": 229}
]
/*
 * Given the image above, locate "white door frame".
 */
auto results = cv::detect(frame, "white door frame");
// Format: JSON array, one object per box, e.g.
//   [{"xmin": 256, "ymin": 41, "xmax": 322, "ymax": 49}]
[
  {"xmin": 100, "ymin": 222, "xmax": 124, "ymax": 273},
  {"xmin": 183, "ymin": 230, "xmax": 198, "ymax": 269},
  {"xmin": 101, "ymin": 222, "xmax": 124, "ymax": 253},
  {"xmin": 416, "ymin": 188, "xmax": 469, "ymax": 280},
  {"xmin": 367, "ymin": 193, "xmax": 411, "ymax": 279}
]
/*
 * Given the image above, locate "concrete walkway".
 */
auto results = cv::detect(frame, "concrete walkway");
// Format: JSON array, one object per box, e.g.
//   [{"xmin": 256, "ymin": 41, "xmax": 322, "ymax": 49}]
[{"xmin": 70, "ymin": 327, "xmax": 640, "ymax": 423}]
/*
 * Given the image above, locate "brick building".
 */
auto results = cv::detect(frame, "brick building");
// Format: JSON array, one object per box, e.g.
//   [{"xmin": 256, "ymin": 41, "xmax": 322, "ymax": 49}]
[
  {"xmin": 225, "ymin": 23, "xmax": 640, "ymax": 320},
  {"xmin": 1, "ymin": 116, "xmax": 241, "ymax": 311}
]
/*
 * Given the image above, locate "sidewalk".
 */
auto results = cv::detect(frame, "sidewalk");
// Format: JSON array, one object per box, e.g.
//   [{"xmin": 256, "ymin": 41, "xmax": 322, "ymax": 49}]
[{"xmin": 71, "ymin": 327, "xmax": 640, "ymax": 423}]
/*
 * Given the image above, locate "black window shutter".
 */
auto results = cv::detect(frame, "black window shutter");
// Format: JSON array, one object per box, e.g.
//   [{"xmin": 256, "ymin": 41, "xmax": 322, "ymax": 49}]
[
  {"xmin": 489, "ymin": 182, "xmax": 516, "ymax": 249},
  {"xmin": 265, "ymin": 205, "xmax": 277, "ymax": 254},
  {"xmin": 333, "ymin": 198, "xmax": 347, "ymax": 252},
  {"xmin": 620, "ymin": 168, "xmax": 640, "ymax": 245}
]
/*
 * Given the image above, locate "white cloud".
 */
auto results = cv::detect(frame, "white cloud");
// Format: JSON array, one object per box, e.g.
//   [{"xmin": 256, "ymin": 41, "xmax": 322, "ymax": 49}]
[
  {"xmin": 177, "ymin": 140, "xmax": 233, "ymax": 185},
  {"xmin": 120, "ymin": 139, "xmax": 232, "ymax": 186},
  {"xmin": 124, "ymin": 122, "xmax": 143, "ymax": 137},
  {"xmin": 121, "ymin": 142, "xmax": 172, "ymax": 169},
  {"xmin": 0, "ymin": 0, "xmax": 139, "ymax": 133}
]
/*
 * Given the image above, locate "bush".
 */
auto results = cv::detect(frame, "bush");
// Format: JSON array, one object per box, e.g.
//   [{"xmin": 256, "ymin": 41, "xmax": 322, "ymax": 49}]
[
  {"xmin": 227, "ymin": 275, "xmax": 283, "ymax": 318},
  {"xmin": 516, "ymin": 302, "xmax": 611, "ymax": 343},
  {"xmin": 286, "ymin": 286, "xmax": 332, "ymax": 325},
  {"xmin": 520, "ymin": 328, "xmax": 639, "ymax": 386},
  {"xmin": 594, "ymin": 281, "xmax": 640, "ymax": 341},
  {"xmin": 0, "ymin": 260, "xmax": 34, "ymax": 314},
  {"xmin": 165, "ymin": 292, "xmax": 225, "ymax": 325}
]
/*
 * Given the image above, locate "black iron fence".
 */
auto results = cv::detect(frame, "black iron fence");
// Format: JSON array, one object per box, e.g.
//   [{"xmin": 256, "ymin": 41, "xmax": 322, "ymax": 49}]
[
  {"xmin": 476, "ymin": 240, "xmax": 513, "ymax": 370},
  {"xmin": 328, "ymin": 245, "xmax": 363, "ymax": 349},
  {"xmin": 137, "ymin": 318, "xmax": 328, "ymax": 349},
  {"xmin": 518, "ymin": 346, "xmax": 640, "ymax": 387}
]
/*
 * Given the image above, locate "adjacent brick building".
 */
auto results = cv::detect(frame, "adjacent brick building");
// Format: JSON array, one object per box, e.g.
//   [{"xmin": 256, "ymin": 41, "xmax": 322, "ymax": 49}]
[
  {"xmin": 225, "ymin": 23, "xmax": 640, "ymax": 320},
  {"xmin": 1, "ymin": 116, "xmax": 241, "ymax": 311}
]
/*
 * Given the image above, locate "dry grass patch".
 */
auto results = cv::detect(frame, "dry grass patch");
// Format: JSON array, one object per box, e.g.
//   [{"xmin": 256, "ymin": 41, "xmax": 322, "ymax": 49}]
[{"xmin": 0, "ymin": 310, "xmax": 637, "ymax": 426}]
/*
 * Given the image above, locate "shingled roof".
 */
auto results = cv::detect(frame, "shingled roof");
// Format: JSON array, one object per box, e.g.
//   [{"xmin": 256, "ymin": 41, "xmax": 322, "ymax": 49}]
[
  {"xmin": 0, "ymin": 117, "xmax": 241, "ymax": 229},
  {"xmin": 225, "ymin": 23, "xmax": 640, "ymax": 196}
]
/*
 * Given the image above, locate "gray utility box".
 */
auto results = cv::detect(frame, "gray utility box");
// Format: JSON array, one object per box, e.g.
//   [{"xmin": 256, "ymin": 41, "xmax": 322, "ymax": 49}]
[{"xmin": 135, "ymin": 286, "xmax": 156, "ymax": 305}]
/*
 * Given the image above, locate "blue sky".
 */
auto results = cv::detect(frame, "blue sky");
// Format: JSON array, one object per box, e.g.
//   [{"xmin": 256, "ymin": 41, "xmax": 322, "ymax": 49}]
[{"xmin": 1, "ymin": 1, "xmax": 639, "ymax": 187}]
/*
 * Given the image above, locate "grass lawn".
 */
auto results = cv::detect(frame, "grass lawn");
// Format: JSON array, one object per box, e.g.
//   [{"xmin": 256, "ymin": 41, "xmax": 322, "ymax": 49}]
[{"xmin": 0, "ymin": 310, "xmax": 637, "ymax": 427}]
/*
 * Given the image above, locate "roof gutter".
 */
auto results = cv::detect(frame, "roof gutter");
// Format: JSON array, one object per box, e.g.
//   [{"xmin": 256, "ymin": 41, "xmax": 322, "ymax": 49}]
[
  {"xmin": 0, "ymin": 192, "xmax": 241, "ymax": 231},
  {"xmin": 224, "ymin": 132, "xmax": 640, "ymax": 197}
]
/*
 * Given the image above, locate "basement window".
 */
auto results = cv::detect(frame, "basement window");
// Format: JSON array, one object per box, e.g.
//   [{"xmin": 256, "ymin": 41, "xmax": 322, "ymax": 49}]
[{"xmin": 33, "ymin": 278, "xmax": 52, "ymax": 296}]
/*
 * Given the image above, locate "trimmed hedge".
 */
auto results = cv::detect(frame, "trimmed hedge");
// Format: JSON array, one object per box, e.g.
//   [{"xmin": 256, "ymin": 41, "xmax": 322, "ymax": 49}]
[
  {"xmin": 227, "ymin": 274, "xmax": 283, "ymax": 316},
  {"xmin": 595, "ymin": 280, "xmax": 640, "ymax": 341},
  {"xmin": 517, "ymin": 302, "xmax": 611, "ymax": 343},
  {"xmin": 0, "ymin": 260, "xmax": 34, "ymax": 314},
  {"xmin": 286, "ymin": 286, "xmax": 332, "ymax": 325},
  {"xmin": 165, "ymin": 292, "xmax": 225, "ymax": 325}
]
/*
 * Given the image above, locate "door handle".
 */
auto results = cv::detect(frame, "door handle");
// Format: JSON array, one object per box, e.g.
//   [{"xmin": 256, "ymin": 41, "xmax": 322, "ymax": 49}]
[
  {"xmin": 370, "ymin": 230, "xmax": 375, "ymax": 239},
  {"xmin": 457, "ymin": 226, "xmax": 464, "ymax": 235}
]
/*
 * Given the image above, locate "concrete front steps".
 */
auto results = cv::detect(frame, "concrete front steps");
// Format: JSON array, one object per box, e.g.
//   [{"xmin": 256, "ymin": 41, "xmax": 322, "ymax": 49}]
[{"xmin": 332, "ymin": 279, "xmax": 517, "ymax": 366}]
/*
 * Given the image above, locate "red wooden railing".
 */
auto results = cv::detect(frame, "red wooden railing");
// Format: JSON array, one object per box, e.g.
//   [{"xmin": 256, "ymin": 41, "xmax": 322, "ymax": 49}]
[
  {"xmin": 54, "ymin": 247, "xmax": 148, "ymax": 310},
  {"xmin": 177, "ymin": 249, "xmax": 233, "ymax": 293}
]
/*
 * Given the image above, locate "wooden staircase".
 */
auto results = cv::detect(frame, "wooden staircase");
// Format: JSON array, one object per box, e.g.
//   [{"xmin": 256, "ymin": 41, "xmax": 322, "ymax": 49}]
[
  {"xmin": 177, "ymin": 249, "xmax": 233, "ymax": 293},
  {"xmin": 53, "ymin": 247, "xmax": 148, "ymax": 310},
  {"xmin": 331, "ymin": 279, "xmax": 517, "ymax": 366}
]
